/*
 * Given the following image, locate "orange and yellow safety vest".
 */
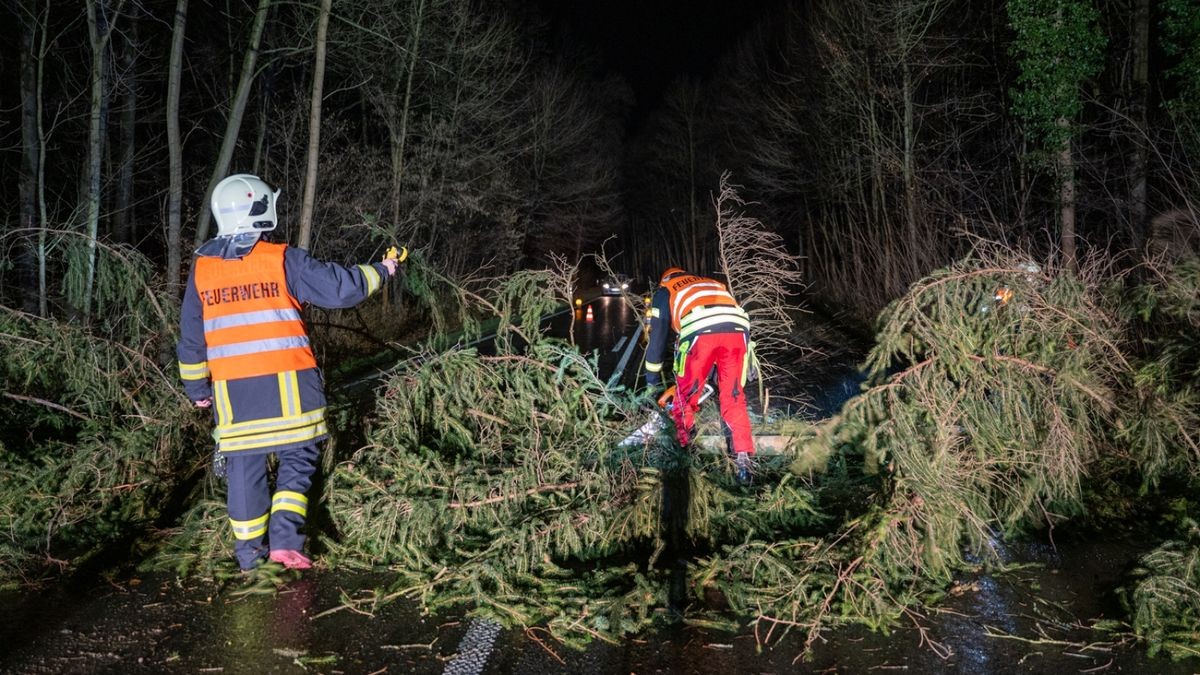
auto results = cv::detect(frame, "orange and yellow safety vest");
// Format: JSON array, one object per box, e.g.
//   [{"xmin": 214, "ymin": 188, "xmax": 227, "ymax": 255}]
[{"xmin": 193, "ymin": 242, "xmax": 317, "ymax": 381}]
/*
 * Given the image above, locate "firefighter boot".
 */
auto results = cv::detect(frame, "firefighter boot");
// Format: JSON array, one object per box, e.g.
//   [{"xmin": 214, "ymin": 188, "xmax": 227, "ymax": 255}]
[{"xmin": 268, "ymin": 549, "xmax": 312, "ymax": 570}]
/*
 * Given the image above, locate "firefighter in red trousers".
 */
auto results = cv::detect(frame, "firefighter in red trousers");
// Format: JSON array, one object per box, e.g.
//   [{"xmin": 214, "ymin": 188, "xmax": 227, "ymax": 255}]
[
  {"xmin": 176, "ymin": 174, "xmax": 400, "ymax": 571},
  {"xmin": 643, "ymin": 267, "xmax": 755, "ymax": 483}
]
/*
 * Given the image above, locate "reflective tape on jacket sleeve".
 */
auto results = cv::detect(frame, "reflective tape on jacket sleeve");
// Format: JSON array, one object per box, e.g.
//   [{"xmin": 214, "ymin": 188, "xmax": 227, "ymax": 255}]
[
  {"xmin": 178, "ymin": 360, "xmax": 210, "ymax": 381},
  {"xmin": 357, "ymin": 264, "xmax": 381, "ymax": 295}
]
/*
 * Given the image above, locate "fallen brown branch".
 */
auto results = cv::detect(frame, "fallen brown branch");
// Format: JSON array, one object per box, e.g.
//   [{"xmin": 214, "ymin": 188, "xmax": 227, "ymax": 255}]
[
  {"xmin": 3, "ymin": 392, "xmax": 90, "ymax": 421},
  {"xmin": 448, "ymin": 482, "xmax": 580, "ymax": 509}
]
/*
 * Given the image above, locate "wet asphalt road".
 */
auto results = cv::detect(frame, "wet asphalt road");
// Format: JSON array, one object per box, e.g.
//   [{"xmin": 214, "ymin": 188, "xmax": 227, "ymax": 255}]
[{"xmin": 1, "ymin": 294, "xmax": 1196, "ymax": 673}]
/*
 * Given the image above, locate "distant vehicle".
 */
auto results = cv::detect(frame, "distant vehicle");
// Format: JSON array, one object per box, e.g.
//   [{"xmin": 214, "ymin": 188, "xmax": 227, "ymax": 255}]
[{"xmin": 601, "ymin": 274, "xmax": 632, "ymax": 296}]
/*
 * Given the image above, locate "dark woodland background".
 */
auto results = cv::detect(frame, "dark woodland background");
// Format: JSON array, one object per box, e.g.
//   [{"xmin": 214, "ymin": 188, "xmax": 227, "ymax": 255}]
[{"xmin": 0, "ymin": 0, "xmax": 1196, "ymax": 328}]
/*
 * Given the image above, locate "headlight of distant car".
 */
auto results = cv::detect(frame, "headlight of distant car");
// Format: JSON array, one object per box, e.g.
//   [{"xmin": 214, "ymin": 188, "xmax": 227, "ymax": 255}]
[{"xmin": 621, "ymin": 283, "xmax": 629, "ymax": 290}]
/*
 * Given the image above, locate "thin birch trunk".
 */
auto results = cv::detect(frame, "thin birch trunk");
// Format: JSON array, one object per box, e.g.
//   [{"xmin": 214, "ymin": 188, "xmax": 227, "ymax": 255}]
[
  {"xmin": 193, "ymin": 0, "xmax": 272, "ymax": 246},
  {"xmin": 114, "ymin": 3, "xmax": 138, "ymax": 244},
  {"xmin": 83, "ymin": 0, "xmax": 124, "ymax": 319},
  {"xmin": 166, "ymin": 0, "xmax": 187, "ymax": 292},
  {"xmin": 297, "ymin": 0, "xmax": 333, "ymax": 250},
  {"xmin": 389, "ymin": 0, "xmax": 426, "ymax": 234},
  {"xmin": 35, "ymin": 0, "xmax": 50, "ymax": 317}
]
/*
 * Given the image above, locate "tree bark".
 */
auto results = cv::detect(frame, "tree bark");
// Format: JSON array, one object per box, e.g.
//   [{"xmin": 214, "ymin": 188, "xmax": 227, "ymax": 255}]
[
  {"xmin": 902, "ymin": 61, "xmax": 919, "ymax": 257},
  {"xmin": 388, "ymin": 0, "xmax": 426, "ymax": 234},
  {"xmin": 35, "ymin": 0, "xmax": 50, "ymax": 317},
  {"xmin": 16, "ymin": 0, "xmax": 41, "ymax": 314},
  {"xmin": 1130, "ymin": 0, "xmax": 1150, "ymax": 250},
  {"xmin": 83, "ymin": 0, "xmax": 125, "ymax": 319},
  {"xmin": 166, "ymin": 0, "xmax": 187, "ymax": 294},
  {"xmin": 114, "ymin": 2, "xmax": 138, "ymax": 245},
  {"xmin": 192, "ymin": 0, "xmax": 272, "ymax": 246},
  {"xmin": 297, "ymin": 0, "xmax": 333, "ymax": 251},
  {"xmin": 1058, "ymin": 118, "xmax": 1077, "ymax": 270}
]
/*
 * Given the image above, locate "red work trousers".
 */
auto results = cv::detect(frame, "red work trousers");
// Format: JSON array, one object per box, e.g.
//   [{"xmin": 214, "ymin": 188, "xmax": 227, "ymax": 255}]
[{"xmin": 671, "ymin": 331, "xmax": 755, "ymax": 455}]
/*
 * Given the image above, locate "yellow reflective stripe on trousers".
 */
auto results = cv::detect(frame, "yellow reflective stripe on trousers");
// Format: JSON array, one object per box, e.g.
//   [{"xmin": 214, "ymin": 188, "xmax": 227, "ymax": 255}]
[
  {"xmin": 645, "ymin": 361, "xmax": 663, "ymax": 373},
  {"xmin": 357, "ymin": 264, "xmax": 381, "ymax": 295},
  {"xmin": 218, "ymin": 420, "xmax": 329, "ymax": 453},
  {"xmin": 178, "ymin": 360, "xmax": 210, "ymax": 381},
  {"xmin": 229, "ymin": 513, "xmax": 268, "ymax": 540},
  {"xmin": 271, "ymin": 490, "xmax": 308, "ymax": 517},
  {"xmin": 277, "ymin": 371, "xmax": 300, "ymax": 418}
]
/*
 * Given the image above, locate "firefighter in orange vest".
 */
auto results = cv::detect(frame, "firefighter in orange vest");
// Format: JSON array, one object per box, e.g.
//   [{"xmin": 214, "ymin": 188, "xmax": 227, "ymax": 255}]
[
  {"xmin": 176, "ymin": 174, "xmax": 401, "ymax": 571},
  {"xmin": 644, "ymin": 267, "xmax": 755, "ymax": 483}
]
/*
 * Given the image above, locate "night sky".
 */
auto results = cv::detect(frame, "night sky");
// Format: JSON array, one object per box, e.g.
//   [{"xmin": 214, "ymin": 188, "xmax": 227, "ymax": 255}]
[{"xmin": 534, "ymin": 0, "xmax": 784, "ymax": 125}]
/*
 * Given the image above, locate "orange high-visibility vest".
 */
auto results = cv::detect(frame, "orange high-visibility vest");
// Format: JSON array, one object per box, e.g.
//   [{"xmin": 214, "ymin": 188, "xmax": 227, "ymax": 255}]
[
  {"xmin": 193, "ymin": 242, "xmax": 317, "ymax": 380},
  {"xmin": 661, "ymin": 274, "xmax": 741, "ymax": 332}
]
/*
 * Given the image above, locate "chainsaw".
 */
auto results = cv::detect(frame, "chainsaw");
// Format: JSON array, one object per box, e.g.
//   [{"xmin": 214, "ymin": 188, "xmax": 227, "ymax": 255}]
[
  {"xmin": 619, "ymin": 382, "xmax": 715, "ymax": 447},
  {"xmin": 384, "ymin": 245, "xmax": 409, "ymax": 264}
]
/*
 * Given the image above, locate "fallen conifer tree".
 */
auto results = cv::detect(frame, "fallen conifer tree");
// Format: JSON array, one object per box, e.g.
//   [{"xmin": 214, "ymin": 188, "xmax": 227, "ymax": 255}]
[
  {"xmin": 0, "ymin": 245, "xmax": 205, "ymax": 587},
  {"xmin": 144, "ymin": 241, "xmax": 1200, "ymax": 660}
]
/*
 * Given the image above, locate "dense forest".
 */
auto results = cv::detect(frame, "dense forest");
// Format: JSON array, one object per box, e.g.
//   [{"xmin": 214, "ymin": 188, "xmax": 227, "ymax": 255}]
[
  {"xmin": 0, "ymin": 0, "xmax": 1195, "ymax": 319},
  {"xmin": 1, "ymin": 0, "xmax": 1199, "ymax": 667}
]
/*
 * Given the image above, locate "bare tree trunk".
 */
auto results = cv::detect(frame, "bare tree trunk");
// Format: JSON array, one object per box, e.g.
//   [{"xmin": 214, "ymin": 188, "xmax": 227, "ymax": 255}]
[
  {"xmin": 114, "ymin": 2, "xmax": 138, "ymax": 244},
  {"xmin": 687, "ymin": 112, "xmax": 697, "ymax": 272},
  {"xmin": 1058, "ymin": 117, "xmax": 1077, "ymax": 270},
  {"xmin": 83, "ymin": 0, "xmax": 125, "ymax": 319},
  {"xmin": 166, "ymin": 0, "xmax": 187, "ymax": 293},
  {"xmin": 902, "ymin": 61, "xmax": 919, "ymax": 256},
  {"xmin": 1130, "ymin": 0, "xmax": 1150, "ymax": 250},
  {"xmin": 251, "ymin": 60, "xmax": 279, "ymax": 175},
  {"xmin": 35, "ymin": 0, "xmax": 50, "ymax": 317},
  {"xmin": 388, "ymin": 0, "xmax": 426, "ymax": 234},
  {"xmin": 193, "ymin": 0, "xmax": 272, "ymax": 246},
  {"xmin": 16, "ymin": 0, "xmax": 41, "ymax": 314},
  {"xmin": 296, "ymin": 0, "xmax": 332, "ymax": 250}
]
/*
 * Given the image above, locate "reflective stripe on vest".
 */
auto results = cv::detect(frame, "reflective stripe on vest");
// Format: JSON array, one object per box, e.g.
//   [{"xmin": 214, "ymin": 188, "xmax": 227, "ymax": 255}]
[
  {"xmin": 662, "ymin": 274, "xmax": 742, "ymax": 333},
  {"xmin": 679, "ymin": 305, "xmax": 751, "ymax": 338},
  {"xmin": 194, "ymin": 242, "xmax": 317, "ymax": 380}
]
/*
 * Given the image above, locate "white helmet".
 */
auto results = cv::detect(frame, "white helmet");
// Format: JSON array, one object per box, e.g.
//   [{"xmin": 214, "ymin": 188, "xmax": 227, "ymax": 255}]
[{"xmin": 211, "ymin": 174, "xmax": 280, "ymax": 237}]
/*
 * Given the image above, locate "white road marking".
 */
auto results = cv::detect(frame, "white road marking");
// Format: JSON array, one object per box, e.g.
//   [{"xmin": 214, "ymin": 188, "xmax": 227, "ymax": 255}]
[
  {"xmin": 442, "ymin": 618, "xmax": 502, "ymax": 675},
  {"xmin": 607, "ymin": 325, "xmax": 643, "ymax": 388}
]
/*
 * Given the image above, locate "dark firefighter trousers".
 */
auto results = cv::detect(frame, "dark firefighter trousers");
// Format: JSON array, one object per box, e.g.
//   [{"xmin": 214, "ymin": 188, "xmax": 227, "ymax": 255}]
[{"xmin": 226, "ymin": 443, "xmax": 320, "ymax": 570}]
